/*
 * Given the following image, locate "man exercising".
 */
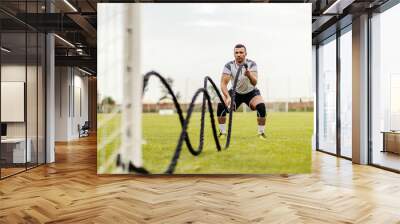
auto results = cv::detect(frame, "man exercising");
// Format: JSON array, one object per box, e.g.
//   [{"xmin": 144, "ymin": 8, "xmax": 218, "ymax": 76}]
[{"xmin": 217, "ymin": 44, "xmax": 267, "ymax": 140}]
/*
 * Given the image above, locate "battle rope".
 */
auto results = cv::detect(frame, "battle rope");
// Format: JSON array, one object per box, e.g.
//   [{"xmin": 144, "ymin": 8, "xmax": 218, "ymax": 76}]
[{"xmin": 117, "ymin": 65, "xmax": 245, "ymax": 174}]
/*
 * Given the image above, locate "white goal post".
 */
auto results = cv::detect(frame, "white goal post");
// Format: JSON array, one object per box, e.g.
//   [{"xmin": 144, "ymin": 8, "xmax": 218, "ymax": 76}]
[{"xmin": 120, "ymin": 4, "xmax": 143, "ymax": 170}]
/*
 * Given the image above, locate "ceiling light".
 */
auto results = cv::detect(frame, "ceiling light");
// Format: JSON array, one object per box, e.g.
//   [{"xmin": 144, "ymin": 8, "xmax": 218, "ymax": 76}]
[
  {"xmin": 323, "ymin": 0, "xmax": 355, "ymax": 15},
  {"xmin": 63, "ymin": 0, "xmax": 78, "ymax": 12},
  {"xmin": 78, "ymin": 67, "xmax": 92, "ymax": 76},
  {"xmin": 54, "ymin": 34, "xmax": 75, "ymax": 48},
  {"xmin": 1, "ymin": 47, "xmax": 11, "ymax": 53},
  {"xmin": 76, "ymin": 48, "xmax": 85, "ymax": 55}
]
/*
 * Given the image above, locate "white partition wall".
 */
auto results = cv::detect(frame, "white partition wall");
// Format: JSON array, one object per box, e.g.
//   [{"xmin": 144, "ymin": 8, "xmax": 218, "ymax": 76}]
[{"xmin": 54, "ymin": 67, "xmax": 89, "ymax": 141}]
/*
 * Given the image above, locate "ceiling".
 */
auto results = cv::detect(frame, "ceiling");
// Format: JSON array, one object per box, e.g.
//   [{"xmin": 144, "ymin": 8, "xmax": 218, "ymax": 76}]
[{"xmin": 0, "ymin": 0, "xmax": 394, "ymax": 75}]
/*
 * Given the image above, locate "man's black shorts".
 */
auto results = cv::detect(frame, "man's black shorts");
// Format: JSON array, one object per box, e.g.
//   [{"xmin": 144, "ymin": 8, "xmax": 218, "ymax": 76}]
[{"xmin": 228, "ymin": 88, "xmax": 261, "ymax": 111}]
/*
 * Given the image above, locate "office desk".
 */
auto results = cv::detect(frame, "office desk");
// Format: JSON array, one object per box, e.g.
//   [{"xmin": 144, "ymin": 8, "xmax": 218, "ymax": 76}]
[
  {"xmin": 1, "ymin": 138, "xmax": 31, "ymax": 163},
  {"xmin": 381, "ymin": 131, "xmax": 400, "ymax": 154}
]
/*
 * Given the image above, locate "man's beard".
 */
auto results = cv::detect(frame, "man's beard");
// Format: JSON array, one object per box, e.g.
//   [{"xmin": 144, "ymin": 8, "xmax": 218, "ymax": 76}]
[{"xmin": 236, "ymin": 58, "xmax": 244, "ymax": 64}]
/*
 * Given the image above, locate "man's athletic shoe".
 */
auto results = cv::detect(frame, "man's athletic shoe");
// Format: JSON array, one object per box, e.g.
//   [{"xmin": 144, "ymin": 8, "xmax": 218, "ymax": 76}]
[
  {"xmin": 258, "ymin": 133, "xmax": 266, "ymax": 140},
  {"xmin": 219, "ymin": 132, "xmax": 227, "ymax": 138}
]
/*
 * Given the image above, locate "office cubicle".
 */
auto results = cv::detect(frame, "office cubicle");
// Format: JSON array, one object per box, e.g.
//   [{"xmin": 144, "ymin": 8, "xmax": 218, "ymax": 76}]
[{"xmin": 0, "ymin": 1, "xmax": 46, "ymax": 179}]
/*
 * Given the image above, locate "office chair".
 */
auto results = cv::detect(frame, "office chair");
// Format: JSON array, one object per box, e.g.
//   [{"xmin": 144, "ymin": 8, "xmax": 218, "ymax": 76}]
[{"xmin": 79, "ymin": 121, "xmax": 90, "ymax": 138}]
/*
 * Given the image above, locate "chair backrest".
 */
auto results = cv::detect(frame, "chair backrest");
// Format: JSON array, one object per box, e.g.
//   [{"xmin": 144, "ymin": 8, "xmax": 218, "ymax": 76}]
[{"xmin": 82, "ymin": 121, "xmax": 90, "ymax": 129}]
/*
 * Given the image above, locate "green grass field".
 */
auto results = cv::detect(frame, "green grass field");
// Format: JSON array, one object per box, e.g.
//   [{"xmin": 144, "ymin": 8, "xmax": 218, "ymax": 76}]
[{"xmin": 98, "ymin": 112, "xmax": 312, "ymax": 174}]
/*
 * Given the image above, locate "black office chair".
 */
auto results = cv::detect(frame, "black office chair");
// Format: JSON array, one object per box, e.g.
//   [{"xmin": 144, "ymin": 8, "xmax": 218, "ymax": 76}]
[{"xmin": 79, "ymin": 121, "xmax": 90, "ymax": 138}]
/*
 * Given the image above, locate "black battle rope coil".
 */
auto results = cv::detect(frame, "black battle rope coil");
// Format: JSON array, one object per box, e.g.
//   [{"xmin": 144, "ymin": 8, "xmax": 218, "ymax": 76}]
[{"xmin": 117, "ymin": 65, "xmax": 244, "ymax": 174}]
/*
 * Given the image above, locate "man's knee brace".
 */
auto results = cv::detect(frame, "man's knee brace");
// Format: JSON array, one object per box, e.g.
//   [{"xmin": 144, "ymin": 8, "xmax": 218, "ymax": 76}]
[
  {"xmin": 256, "ymin": 103, "xmax": 266, "ymax": 118},
  {"xmin": 217, "ymin": 103, "xmax": 227, "ymax": 117}
]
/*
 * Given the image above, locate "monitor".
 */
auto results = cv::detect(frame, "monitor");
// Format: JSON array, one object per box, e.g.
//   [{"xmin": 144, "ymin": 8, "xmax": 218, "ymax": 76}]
[{"xmin": 1, "ymin": 123, "xmax": 7, "ymax": 137}]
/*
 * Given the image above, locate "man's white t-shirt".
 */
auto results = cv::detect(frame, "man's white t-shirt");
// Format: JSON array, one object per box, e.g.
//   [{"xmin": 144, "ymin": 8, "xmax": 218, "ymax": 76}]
[{"xmin": 222, "ymin": 59, "xmax": 258, "ymax": 94}]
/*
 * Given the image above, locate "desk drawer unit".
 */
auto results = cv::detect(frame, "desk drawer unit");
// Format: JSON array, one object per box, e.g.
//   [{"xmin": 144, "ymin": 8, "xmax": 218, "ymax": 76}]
[
  {"xmin": 383, "ymin": 132, "xmax": 400, "ymax": 154},
  {"xmin": 0, "ymin": 139, "xmax": 32, "ymax": 164}
]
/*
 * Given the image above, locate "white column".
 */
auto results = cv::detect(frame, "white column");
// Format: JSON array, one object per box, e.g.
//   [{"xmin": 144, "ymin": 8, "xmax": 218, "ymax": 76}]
[
  {"xmin": 46, "ymin": 33, "xmax": 55, "ymax": 163},
  {"xmin": 312, "ymin": 45, "xmax": 317, "ymax": 150},
  {"xmin": 352, "ymin": 14, "xmax": 369, "ymax": 164}
]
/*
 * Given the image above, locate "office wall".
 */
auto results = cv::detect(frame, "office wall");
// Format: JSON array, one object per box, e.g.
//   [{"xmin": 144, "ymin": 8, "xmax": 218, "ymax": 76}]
[
  {"xmin": 1, "ymin": 65, "xmax": 41, "ymax": 138},
  {"xmin": 72, "ymin": 72, "xmax": 89, "ymax": 138},
  {"xmin": 55, "ymin": 67, "xmax": 69, "ymax": 141},
  {"xmin": 55, "ymin": 67, "xmax": 89, "ymax": 141},
  {"xmin": 1, "ymin": 66, "xmax": 25, "ymax": 139}
]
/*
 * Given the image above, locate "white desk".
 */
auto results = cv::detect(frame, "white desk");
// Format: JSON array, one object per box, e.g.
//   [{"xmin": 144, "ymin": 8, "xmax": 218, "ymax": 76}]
[{"xmin": 1, "ymin": 138, "xmax": 31, "ymax": 163}]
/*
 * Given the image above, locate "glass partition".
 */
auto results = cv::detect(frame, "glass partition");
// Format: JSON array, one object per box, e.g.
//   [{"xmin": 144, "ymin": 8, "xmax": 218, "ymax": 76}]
[
  {"xmin": 27, "ymin": 30, "xmax": 38, "ymax": 169},
  {"xmin": 1, "ymin": 30, "xmax": 28, "ymax": 177},
  {"xmin": 38, "ymin": 32, "xmax": 45, "ymax": 165},
  {"xmin": 0, "ymin": 2, "xmax": 46, "ymax": 179},
  {"xmin": 371, "ymin": 3, "xmax": 400, "ymax": 171},
  {"xmin": 317, "ymin": 35, "xmax": 337, "ymax": 154},
  {"xmin": 340, "ymin": 28, "xmax": 352, "ymax": 158}
]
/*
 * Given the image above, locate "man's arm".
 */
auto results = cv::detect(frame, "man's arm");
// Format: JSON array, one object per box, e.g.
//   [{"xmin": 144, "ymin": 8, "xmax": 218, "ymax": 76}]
[
  {"xmin": 221, "ymin": 73, "xmax": 231, "ymax": 106},
  {"xmin": 245, "ymin": 70, "xmax": 257, "ymax": 86}
]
